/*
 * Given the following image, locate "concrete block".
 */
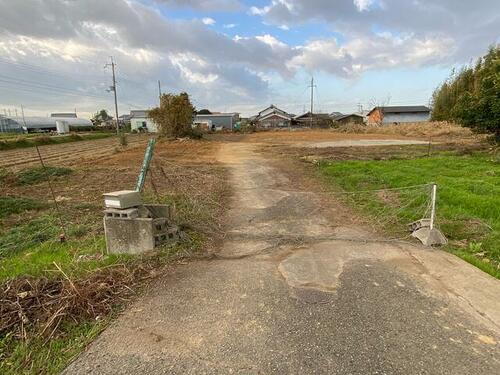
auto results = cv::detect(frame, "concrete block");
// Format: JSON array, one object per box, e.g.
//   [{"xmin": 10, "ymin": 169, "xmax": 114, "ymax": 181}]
[
  {"xmin": 411, "ymin": 227, "xmax": 448, "ymax": 247},
  {"xmin": 103, "ymin": 190, "xmax": 142, "ymax": 209},
  {"xmin": 104, "ymin": 207, "xmax": 139, "ymax": 219},
  {"xmin": 144, "ymin": 204, "xmax": 171, "ymax": 219},
  {"xmin": 408, "ymin": 218, "xmax": 431, "ymax": 231},
  {"xmin": 104, "ymin": 217, "xmax": 156, "ymax": 254}
]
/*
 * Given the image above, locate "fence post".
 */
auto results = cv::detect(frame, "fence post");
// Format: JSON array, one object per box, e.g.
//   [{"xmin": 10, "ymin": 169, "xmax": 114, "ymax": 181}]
[{"xmin": 430, "ymin": 183, "xmax": 437, "ymax": 230}]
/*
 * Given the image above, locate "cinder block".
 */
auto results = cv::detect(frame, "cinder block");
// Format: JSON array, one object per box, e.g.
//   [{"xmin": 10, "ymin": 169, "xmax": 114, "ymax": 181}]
[
  {"xmin": 104, "ymin": 217, "xmax": 157, "ymax": 254},
  {"xmin": 104, "ymin": 207, "xmax": 139, "ymax": 219},
  {"xmin": 103, "ymin": 190, "xmax": 142, "ymax": 209}
]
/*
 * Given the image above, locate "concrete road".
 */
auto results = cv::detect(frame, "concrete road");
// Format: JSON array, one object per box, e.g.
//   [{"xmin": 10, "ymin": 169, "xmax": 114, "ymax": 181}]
[{"xmin": 65, "ymin": 142, "xmax": 500, "ymax": 374}]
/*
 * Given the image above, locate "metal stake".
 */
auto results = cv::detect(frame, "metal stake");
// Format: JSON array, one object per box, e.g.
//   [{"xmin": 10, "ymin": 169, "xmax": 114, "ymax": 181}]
[{"xmin": 430, "ymin": 184, "xmax": 437, "ymax": 230}]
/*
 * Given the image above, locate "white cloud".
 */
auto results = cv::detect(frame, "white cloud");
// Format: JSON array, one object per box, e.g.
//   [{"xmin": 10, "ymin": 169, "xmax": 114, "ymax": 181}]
[
  {"xmin": 353, "ymin": 0, "xmax": 374, "ymax": 12},
  {"xmin": 223, "ymin": 23, "xmax": 237, "ymax": 29},
  {"xmin": 255, "ymin": 34, "xmax": 287, "ymax": 48},
  {"xmin": 155, "ymin": 0, "xmax": 241, "ymax": 11},
  {"xmin": 202, "ymin": 17, "xmax": 216, "ymax": 25},
  {"xmin": 278, "ymin": 25, "xmax": 289, "ymax": 30},
  {"xmin": 249, "ymin": 5, "xmax": 270, "ymax": 16},
  {"xmin": 289, "ymin": 33, "xmax": 455, "ymax": 77}
]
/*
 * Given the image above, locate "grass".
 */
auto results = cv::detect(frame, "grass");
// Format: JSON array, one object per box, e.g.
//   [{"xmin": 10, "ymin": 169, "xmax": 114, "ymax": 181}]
[
  {"xmin": 0, "ymin": 133, "xmax": 113, "ymax": 151},
  {"xmin": 0, "ymin": 319, "xmax": 109, "ymax": 375},
  {"xmin": 16, "ymin": 166, "xmax": 73, "ymax": 185},
  {"xmin": 0, "ymin": 197, "xmax": 47, "ymax": 219},
  {"xmin": 319, "ymin": 152, "xmax": 500, "ymax": 279}
]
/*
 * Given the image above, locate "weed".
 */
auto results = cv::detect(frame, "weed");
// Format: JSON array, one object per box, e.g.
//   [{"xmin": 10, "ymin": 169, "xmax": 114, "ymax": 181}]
[
  {"xmin": 16, "ymin": 166, "xmax": 72, "ymax": 185},
  {"xmin": 119, "ymin": 133, "xmax": 128, "ymax": 146},
  {"xmin": 0, "ymin": 214, "xmax": 60, "ymax": 258},
  {"xmin": 0, "ymin": 133, "xmax": 113, "ymax": 151},
  {"xmin": 0, "ymin": 319, "xmax": 108, "ymax": 375},
  {"xmin": 0, "ymin": 197, "xmax": 47, "ymax": 219}
]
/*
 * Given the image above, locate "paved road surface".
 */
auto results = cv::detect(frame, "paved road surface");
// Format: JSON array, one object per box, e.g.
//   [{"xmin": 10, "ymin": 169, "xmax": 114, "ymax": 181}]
[{"xmin": 65, "ymin": 142, "xmax": 500, "ymax": 374}]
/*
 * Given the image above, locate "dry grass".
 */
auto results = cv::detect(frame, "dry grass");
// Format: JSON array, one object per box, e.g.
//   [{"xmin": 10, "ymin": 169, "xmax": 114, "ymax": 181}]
[{"xmin": 336, "ymin": 121, "xmax": 479, "ymax": 140}]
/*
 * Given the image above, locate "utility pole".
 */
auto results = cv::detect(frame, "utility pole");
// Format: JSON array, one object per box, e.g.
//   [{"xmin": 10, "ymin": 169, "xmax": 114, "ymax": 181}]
[
  {"xmin": 105, "ymin": 56, "xmax": 120, "ymax": 135},
  {"xmin": 158, "ymin": 80, "xmax": 162, "ymax": 105},
  {"xmin": 308, "ymin": 77, "xmax": 316, "ymax": 128}
]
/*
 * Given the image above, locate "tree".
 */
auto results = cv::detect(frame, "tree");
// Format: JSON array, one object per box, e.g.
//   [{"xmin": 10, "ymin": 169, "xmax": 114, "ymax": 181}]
[
  {"xmin": 197, "ymin": 109, "xmax": 212, "ymax": 115},
  {"xmin": 149, "ymin": 92, "xmax": 195, "ymax": 138},
  {"xmin": 431, "ymin": 45, "xmax": 499, "ymax": 141},
  {"xmin": 91, "ymin": 109, "xmax": 112, "ymax": 125}
]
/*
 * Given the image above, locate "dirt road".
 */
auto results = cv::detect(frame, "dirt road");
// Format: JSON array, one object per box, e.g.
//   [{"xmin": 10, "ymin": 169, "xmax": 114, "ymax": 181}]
[{"xmin": 65, "ymin": 141, "xmax": 500, "ymax": 374}]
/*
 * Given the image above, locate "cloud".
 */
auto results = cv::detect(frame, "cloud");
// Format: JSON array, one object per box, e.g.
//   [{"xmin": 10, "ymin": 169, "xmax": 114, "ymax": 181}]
[
  {"xmin": 353, "ymin": 0, "xmax": 374, "ymax": 12},
  {"xmin": 154, "ymin": 0, "xmax": 242, "ymax": 11},
  {"xmin": 0, "ymin": 0, "xmax": 295, "ymax": 115},
  {"xmin": 290, "ymin": 33, "xmax": 455, "ymax": 77},
  {"xmin": 251, "ymin": 0, "xmax": 500, "ymax": 62},
  {"xmin": 223, "ymin": 24, "xmax": 237, "ymax": 29},
  {"xmin": 202, "ymin": 17, "xmax": 216, "ymax": 25}
]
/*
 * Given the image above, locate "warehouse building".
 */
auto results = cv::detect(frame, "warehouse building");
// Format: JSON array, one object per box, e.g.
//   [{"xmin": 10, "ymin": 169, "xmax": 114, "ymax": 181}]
[{"xmin": 367, "ymin": 106, "xmax": 431, "ymax": 125}]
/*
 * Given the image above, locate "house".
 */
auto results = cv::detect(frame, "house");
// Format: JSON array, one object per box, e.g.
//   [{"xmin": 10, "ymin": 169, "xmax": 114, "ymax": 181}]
[
  {"xmin": 254, "ymin": 105, "xmax": 292, "ymax": 128},
  {"xmin": 119, "ymin": 114, "xmax": 132, "ymax": 127},
  {"xmin": 294, "ymin": 112, "xmax": 332, "ymax": 128},
  {"xmin": 367, "ymin": 106, "xmax": 431, "ymax": 125},
  {"xmin": 130, "ymin": 110, "xmax": 158, "ymax": 132},
  {"xmin": 332, "ymin": 113, "xmax": 364, "ymax": 125},
  {"xmin": 194, "ymin": 112, "xmax": 239, "ymax": 131}
]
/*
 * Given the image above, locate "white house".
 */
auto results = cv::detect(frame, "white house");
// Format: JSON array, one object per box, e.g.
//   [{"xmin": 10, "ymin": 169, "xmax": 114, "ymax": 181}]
[{"xmin": 130, "ymin": 110, "xmax": 158, "ymax": 132}]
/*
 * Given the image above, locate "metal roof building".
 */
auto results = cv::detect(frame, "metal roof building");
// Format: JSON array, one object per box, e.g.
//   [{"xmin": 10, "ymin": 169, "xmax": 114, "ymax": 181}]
[{"xmin": 0, "ymin": 115, "xmax": 92, "ymax": 133}]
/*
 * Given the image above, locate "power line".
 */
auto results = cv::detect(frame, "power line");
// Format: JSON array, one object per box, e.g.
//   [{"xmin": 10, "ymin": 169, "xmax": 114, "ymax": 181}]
[{"xmin": 0, "ymin": 74, "xmax": 108, "ymax": 99}]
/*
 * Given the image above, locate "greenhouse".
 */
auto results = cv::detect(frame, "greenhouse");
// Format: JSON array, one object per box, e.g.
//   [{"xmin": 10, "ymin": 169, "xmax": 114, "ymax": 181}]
[{"xmin": 0, "ymin": 115, "xmax": 92, "ymax": 133}]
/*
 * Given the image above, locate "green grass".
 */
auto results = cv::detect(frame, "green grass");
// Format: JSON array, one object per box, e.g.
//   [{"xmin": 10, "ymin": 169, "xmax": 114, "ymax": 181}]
[
  {"xmin": 16, "ymin": 165, "xmax": 73, "ymax": 185},
  {"xmin": 0, "ymin": 197, "xmax": 47, "ymax": 219},
  {"xmin": 0, "ymin": 235, "xmax": 132, "ymax": 281},
  {"xmin": 0, "ymin": 319, "xmax": 109, "ymax": 375},
  {"xmin": 0, "ymin": 133, "xmax": 113, "ymax": 151},
  {"xmin": 319, "ymin": 152, "xmax": 500, "ymax": 279}
]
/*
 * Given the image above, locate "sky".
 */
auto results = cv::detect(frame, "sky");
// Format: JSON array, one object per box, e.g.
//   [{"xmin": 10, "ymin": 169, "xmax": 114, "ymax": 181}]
[{"xmin": 0, "ymin": 0, "xmax": 498, "ymax": 119}]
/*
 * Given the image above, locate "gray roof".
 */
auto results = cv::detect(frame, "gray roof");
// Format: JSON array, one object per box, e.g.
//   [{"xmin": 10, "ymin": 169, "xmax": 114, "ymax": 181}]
[
  {"xmin": 51, "ymin": 113, "xmax": 77, "ymax": 118},
  {"xmin": 369, "ymin": 106, "xmax": 430, "ymax": 115},
  {"xmin": 130, "ymin": 110, "xmax": 149, "ymax": 118},
  {"xmin": 332, "ymin": 113, "xmax": 363, "ymax": 121}
]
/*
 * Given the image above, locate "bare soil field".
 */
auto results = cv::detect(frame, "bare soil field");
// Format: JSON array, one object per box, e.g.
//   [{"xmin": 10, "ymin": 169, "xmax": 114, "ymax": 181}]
[{"xmin": 0, "ymin": 134, "xmax": 149, "ymax": 170}]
